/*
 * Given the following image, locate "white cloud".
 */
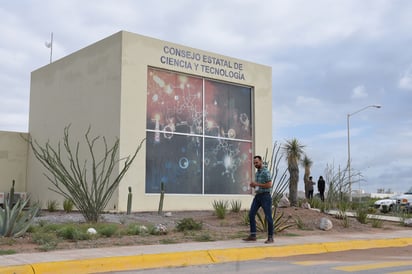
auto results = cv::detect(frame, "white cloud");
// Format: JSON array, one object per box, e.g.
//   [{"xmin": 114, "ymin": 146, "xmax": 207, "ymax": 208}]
[
  {"xmin": 296, "ymin": 96, "xmax": 322, "ymax": 107},
  {"xmin": 351, "ymin": 85, "xmax": 368, "ymax": 99},
  {"xmin": 399, "ymin": 66, "xmax": 412, "ymax": 91}
]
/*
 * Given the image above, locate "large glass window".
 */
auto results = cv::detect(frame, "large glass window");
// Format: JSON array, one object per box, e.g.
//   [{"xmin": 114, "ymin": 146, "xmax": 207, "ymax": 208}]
[{"xmin": 146, "ymin": 68, "xmax": 252, "ymax": 194}]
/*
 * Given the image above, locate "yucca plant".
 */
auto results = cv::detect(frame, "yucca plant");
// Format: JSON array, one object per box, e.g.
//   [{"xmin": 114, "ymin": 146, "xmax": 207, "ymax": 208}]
[
  {"xmin": 230, "ymin": 200, "xmax": 242, "ymax": 213},
  {"xmin": 0, "ymin": 196, "xmax": 40, "ymax": 237},
  {"xmin": 212, "ymin": 200, "xmax": 229, "ymax": 219},
  {"xmin": 256, "ymin": 207, "xmax": 295, "ymax": 233}
]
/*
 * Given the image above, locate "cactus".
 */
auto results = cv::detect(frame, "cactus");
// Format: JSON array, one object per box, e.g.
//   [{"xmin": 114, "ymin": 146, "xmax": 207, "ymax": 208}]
[
  {"xmin": 127, "ymin": 186, "xmax": 132, "ymax": 215},
  {"xmin": 8, "ymin": 180, "xmax": 15, "ymax": 208},
  {"xmin": 158, "ymin": 182, "xmax": 165, "ymax": 215}
]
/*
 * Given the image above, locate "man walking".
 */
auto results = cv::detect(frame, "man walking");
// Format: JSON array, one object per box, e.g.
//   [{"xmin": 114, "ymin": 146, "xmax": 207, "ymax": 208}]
[{"xmin": 243, "ymin": 155, "xmax": 274, "ymax": 243}]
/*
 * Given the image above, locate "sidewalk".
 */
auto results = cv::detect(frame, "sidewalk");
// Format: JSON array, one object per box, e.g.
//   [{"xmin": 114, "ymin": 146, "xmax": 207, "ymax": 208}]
[{"xmin": 1, "ymin": 229, "xmax": 411, "ymax": 274}]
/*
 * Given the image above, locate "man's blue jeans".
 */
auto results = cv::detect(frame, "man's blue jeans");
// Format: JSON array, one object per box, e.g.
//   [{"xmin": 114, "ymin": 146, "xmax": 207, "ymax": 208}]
[{"xmin": 249, "ymin": 192, "xmax": 274, "ymax": 238}]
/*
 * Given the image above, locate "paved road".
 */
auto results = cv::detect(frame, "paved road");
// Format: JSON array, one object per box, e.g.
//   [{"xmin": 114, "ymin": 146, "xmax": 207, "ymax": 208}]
[{"xmin": 107, "ymin": 246, "xmax": 412, "ymax": 274}]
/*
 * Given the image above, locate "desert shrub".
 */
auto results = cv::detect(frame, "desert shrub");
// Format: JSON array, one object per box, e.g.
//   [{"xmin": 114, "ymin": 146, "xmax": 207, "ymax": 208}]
[
  {"xmin": 371, "ymin": 217, "xmax": 383, "ymax": 228},
  {"xmin": 175, "ymin": 218, "xmax": 202, "ymax": 232},
  {"xmin": 57, "ymin": 225, "xmax": 90, "ymax": 240},
  {"xmin": 295, "ymin": 216, "xmax": 309, "ymax": 230},
  {"xmin": 27, "ymin": 125, "xmax": 145, "ymax": 223},
  {"xmin": 230, "ymin": 200, "xmax": 242, "ymax": 213},
  {"xmin": 0, "ymin": 250, "xmax": 16, "ymax": 255},
  {"xmin": 212, "ymin": 200, "xmax": 229, "ymax": 219},
  {"xmin": 126, "ymin": 223, "xmax": 148, "ymax": 235},
  {"xmin": 341, "ymin": 215, "xmax": 350, "ymax": 228},
  {"xmin": 195, "ymin": 233, "xmax": 213, "ymax": 242},
  {"xmin": 97, "ymin": 224, "xmax": 118, "ymax": 237},
  {"xmin": 46, "ymin": 200, "xmax": 59, "ymax": 212},
  {"xmin": 356, "ymin": 207, "xmax": 369, "ymax": 224},
  {"xmin": 63, "ymin": 199, "xmax": 74, "ymax": 213},
  {"xmin": 31, "ymin": 231, "xmax": 60, "ymax": 250},
  {"xmin": 241, "ymin": 211, "xmax": 250, "ymax": 225}
]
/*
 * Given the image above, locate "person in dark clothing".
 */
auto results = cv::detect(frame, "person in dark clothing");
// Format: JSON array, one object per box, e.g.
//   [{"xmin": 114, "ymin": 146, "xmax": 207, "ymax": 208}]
[{"xmin": 318, "ymin": 176, "xmax": 326, "ymax": 201}]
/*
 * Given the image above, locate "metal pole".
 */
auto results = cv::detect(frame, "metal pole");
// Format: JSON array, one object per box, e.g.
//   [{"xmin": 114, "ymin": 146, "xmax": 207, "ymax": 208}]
[
  {"xmin": 347, "ymin": 113, "xmax": 351, "ymax": 202},
  {"xmin": 49, "ymin": 32, "xmax": 53, "ymax": 63},
  {"xmin": 346, "ymin": 104, "xmax": 381, "ymax": 202}
]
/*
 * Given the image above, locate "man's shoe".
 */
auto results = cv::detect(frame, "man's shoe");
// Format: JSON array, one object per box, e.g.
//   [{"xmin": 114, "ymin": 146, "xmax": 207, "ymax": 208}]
[
  {"xmin": 264, "ymin": 237, "xmax": 274, "ymax": 244},
  {"xmin": 243, "ymin": 235, "xmax": 257, "ymax": 241}
]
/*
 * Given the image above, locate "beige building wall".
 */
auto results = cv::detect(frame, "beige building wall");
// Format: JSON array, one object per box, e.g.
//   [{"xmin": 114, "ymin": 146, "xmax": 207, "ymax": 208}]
[
  {"xmin": 28, "ymin": 31, "xmax": 272, "ymax": 212},
  {"xmin": 0, "ymin": 131, "xmax": 28, "ymax": 194}
]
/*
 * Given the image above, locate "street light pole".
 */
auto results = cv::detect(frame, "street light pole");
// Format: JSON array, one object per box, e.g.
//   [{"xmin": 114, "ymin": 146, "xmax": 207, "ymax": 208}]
[{"xmin": 347, "ymin": 104, "xmax": 381, "ymax": 202}]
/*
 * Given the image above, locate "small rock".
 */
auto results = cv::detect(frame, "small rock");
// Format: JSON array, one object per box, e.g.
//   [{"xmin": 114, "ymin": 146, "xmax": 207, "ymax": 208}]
[
  {"xmin": 164, "ymin": 212, "xmax": 172, "ymax": 217},
  {"xmin": 87, "ymin": 227, "xmax": 97, "ymax": 235},
  {"xmin": 278, "ymin": 194, "xmax": 290, "ymax": 208},
  {"xmin": 301, "ymin": 201, "xmax": 311, "ymax": 209},
  {"xmin": 319, "ymin": 217, "xmax": 333, "ymax": 231},
  {"xmin": 404, "ymin": 218, "xmax": 412, "ymax": 227},
  {"xmin": 154, "ymin": 224, "xmax": 168, "ymax": 235}
]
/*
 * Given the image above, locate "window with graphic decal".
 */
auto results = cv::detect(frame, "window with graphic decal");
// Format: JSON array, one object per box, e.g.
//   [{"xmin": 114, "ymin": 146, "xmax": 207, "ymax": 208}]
[{"xmin": 146, "ymin": 68, "xmax": 252, "ymax": 194}]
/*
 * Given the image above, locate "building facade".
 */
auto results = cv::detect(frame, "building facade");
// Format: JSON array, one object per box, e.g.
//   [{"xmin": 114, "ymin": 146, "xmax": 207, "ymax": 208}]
[{"xmin": 5, "ymin": 31, "xmax": 272, "ymax": 211}]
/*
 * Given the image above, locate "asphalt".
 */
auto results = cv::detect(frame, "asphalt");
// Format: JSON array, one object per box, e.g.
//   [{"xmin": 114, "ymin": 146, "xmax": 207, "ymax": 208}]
[{"xmin": 0, "ymin": 229, "xmax": 411, "ymax": 274}]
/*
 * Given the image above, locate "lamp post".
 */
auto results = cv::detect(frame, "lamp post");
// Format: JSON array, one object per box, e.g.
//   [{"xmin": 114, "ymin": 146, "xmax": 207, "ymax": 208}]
[{"xmin": 347, "ymin": 104, "xmax": 381, "ymax": 202}]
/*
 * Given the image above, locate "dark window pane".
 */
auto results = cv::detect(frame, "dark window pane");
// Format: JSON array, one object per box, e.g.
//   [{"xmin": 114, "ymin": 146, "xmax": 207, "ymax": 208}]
[
  {"xmin": 204, "ymin": 80, "xmax": 252, "ymax": 140},
  {"xmin": 146, "ymin": 132, "xmax": 203, "ymax": 194},
  {"xmin": 204, "ymin": 138, "xmax": 252, "ymax": 194}
]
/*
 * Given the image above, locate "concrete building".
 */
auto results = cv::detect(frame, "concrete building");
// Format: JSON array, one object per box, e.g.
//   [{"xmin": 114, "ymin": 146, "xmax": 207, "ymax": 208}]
[{"xmin": 1, "ymin": 31, "xmax": 272, "ymax": 212}]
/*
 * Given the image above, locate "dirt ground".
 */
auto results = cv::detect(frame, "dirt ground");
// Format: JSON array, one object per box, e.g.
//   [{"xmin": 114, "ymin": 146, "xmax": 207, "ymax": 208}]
[{"xmin": 0, "ymin": 207, "xmax": 408, "ymax": 254}]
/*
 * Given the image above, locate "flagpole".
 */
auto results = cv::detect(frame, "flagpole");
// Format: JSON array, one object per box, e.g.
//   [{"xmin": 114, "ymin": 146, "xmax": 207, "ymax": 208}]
[{"xmin": 49, "ymin": 32, "xmax": 53, "ymax": 63}]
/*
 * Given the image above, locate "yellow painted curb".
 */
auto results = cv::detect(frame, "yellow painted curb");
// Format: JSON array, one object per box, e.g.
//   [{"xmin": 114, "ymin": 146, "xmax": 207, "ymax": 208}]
[
  {"xmin": 0, "ymin": 237, "xmax": 411, "ymax": 274},
  {"xmin": 0, "ymin": 264, "xmax": 34, "ymax": 274}
]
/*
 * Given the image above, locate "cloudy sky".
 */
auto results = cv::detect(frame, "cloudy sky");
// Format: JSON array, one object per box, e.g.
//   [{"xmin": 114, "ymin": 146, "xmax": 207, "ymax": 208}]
[{"xmin": 1, "ymin": 0, "xmax": 411, "ymax": 194}]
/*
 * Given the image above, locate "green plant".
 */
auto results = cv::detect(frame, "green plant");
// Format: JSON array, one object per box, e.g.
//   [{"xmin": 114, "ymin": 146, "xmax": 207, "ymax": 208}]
[
  {"xmin": 283, "ymin": 138, "xmax": 305, "ymax": 206},
  {"xmin": 63, "ymin": 198, "xmax": 74, "ymax": 213},
  {"xmin": 295, "ymin": 216, "xmax": 311, "ymax": 230},
  {"xmin": 0, "ymin": 249, "xmax": 17, "ymax": 255},
  {"xmin": 57, "ymin": 225, "xmax": 84, "ymax": 240},
  {"xmin": 371, "ymin": 217, "xmax": 383, "ymax": 228},
  {"xmin": 0, "ymin": 194, "xmax": 41, "ymax": 237},
  {"xmin": 212, "ymin": 200, "xmax": 228, "ymax": 219},
  {"xmin": 194, "ymin": 233, "xmax": 213, "ymax": 242},
  {"xmin": 97, "ymin": 224, "xmax": 118, "ymax": 237},
  {"xmin": 8, "ymin": 180, "xmax": 15, "ymax": 208},
  {"xmin": 175, "ymin": 218, "xmax": 202, "ymax": 232},
  {"xmin": 26, "ymin": 125, "xmax": 145, "ymax": 223},
  {"xmin": 31, "ymin": 231, "xmax": 60, "ymax": 251},
  {"xmin": 230, "ymin": 200, "xmax": 242, "ymax": 213},
  {"xmin": 126, "ymin": 223, "xmax": 148, "ymax": 235},
  {"xmin": 256, "ymin": 207, "xmax": 295, "ymax": 233},
  {"xmin": 356, "ymin": 207, "xmax": 369, "ymax": 224},
  {"xmin": 241, "ymin": 210, "xmax": 250, "ymax": 225},
  {"xmin": 46, "ymin": 200, "xmax": 59, "ymax": 212},
  {"xmin": 341, "ymin": 215, "xmax": 350, "ymax": 228}
]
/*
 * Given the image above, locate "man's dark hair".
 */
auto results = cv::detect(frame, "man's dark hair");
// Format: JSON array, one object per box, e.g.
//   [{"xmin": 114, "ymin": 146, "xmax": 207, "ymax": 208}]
[{"xmin": 254, "ymin": 155, "xmax": 262, "ymax": 161}]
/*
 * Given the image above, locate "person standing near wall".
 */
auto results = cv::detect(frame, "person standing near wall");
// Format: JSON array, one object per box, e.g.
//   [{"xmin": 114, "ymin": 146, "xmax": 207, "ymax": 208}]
[
  {"xmin": 318, "ymin": 176, "xmax": 326, "ymax": 201},
  {"xmin": 243, "ymin": 155, "xmax": 274, "ymax": 244}
]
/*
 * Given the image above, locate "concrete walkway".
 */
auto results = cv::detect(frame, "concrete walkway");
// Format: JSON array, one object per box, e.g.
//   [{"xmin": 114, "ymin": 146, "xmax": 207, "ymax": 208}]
[{"xmin": 0, "ymin": 229, "xmax": 411, "ymax": 274}]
